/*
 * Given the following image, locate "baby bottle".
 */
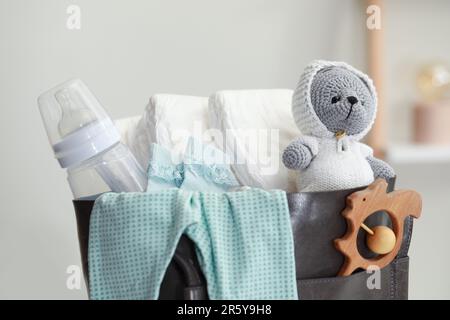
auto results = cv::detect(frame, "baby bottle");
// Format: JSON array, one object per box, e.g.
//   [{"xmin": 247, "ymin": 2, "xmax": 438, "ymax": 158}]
[{"xmin": 38, "ymin": 79, "xmax": 147, "ymax": 199}]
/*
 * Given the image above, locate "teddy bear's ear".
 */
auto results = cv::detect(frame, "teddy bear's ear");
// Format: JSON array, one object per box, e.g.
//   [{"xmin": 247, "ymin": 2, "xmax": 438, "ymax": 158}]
[{"xmin": 357, "ymin": 74, "xmax": 375, "ymax": 97}]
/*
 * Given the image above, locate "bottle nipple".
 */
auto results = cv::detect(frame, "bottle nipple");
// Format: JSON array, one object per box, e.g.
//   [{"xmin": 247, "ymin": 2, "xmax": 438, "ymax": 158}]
[{"xmin": 56, "ymin": 87, "xmax": 96, "ymax": 137}]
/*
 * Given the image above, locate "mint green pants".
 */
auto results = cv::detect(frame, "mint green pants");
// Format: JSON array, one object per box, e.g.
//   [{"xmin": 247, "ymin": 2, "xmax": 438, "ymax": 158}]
[{"xmin": 88, "ymin": 188, "xmax": 298, "ymax": 300}]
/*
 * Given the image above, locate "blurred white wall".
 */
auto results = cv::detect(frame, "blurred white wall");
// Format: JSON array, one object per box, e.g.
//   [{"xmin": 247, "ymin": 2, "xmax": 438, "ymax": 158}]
[
  {"xmin": 383, "ymin": 0, "xmax": 450, "ymax": 300},
  {"xmin": 0, "ymin": 0, "xmax": 448, "ymax": 299},
  {"xmin": 385, "ymin": 0, "xmax": 450, "ymax": 143}
]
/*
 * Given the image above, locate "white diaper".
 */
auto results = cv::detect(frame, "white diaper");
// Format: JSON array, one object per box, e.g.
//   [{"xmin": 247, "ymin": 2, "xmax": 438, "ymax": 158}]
[
  {"xmin": 208, "ymin": 89, "xmax": 300, "ymax": 192},
  {"xmin": 143, "ymin": 94, "xmax": 210, "ymax": 163},
  {"xmin": 115, "ymin": 116, "xmax": 152, "ymax": 170}
]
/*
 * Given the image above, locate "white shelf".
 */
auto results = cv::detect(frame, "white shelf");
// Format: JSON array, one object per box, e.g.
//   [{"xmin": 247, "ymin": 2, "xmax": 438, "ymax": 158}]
[{"xmin": 387, "ymin": 143, "xmax": 450, "ymax": 164}]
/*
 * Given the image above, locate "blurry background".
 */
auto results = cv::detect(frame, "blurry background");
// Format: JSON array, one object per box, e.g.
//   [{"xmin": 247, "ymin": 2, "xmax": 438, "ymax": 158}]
[{"xmin": 0, "ymin": 0, "xmax": 449, "ymax": 299}]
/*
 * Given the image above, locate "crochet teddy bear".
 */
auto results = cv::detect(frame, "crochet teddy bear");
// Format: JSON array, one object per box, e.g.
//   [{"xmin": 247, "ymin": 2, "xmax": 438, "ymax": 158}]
[{"xmin": 282, "ymin": 60, "xmax": 394, "ymax": 192}]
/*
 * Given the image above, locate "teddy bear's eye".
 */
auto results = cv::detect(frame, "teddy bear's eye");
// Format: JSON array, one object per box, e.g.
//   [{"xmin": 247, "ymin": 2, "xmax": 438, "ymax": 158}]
[{"xmin": 331, "ymin": 96, "xmax": 341, "ymax": 104}]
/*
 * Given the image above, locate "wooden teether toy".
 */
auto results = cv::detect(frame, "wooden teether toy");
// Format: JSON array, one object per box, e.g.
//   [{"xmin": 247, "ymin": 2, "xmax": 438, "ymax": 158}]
[{"xmin": 335, "ymin": 179, "xmax": 422, "ymax": 276}]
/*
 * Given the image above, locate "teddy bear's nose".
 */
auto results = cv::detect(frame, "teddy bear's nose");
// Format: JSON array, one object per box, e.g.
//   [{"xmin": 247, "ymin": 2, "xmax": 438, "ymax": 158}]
[{"xmin": 347, "ymin": 96, "xmax": 358, "ymax": 105}]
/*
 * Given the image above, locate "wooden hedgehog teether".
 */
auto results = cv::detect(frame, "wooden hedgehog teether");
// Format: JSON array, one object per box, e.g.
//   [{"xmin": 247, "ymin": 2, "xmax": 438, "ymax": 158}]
[{"xmin": 335, "ymin": 179, "xmax": 422, "ymax": 276}]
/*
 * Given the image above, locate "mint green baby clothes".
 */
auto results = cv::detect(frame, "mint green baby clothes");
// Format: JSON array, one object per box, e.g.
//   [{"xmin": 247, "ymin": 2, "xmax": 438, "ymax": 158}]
[
  {"xmin": 146, "ymin": 138, "xmax": 240, "ymax": 193},
  {"xmin": 88, "ymin": 188, "xmax": 298, "ymax": 300},
  {"xmin": 180, "ymin": 137, "xmax": 240, "ymax": 192}
]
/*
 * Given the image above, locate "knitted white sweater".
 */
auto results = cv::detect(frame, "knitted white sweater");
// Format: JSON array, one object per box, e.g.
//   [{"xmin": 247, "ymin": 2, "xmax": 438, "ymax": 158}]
[
  {"xmin": 296, "ymin": 136, "xmax": 374, "ymax": 192},
  {"xmin": 292, "ymin": 60, "xmax": 377, "ymax": 192}
]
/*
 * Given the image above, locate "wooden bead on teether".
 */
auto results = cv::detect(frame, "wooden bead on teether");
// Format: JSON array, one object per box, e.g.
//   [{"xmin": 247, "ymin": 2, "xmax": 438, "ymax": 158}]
[
  {"xmin": 366, "ymin": 225, "xmax": 396, "ymax": 255},
  {"xmin": 335, "ymin": 179, "xmax": 422, "ymax": 276}
]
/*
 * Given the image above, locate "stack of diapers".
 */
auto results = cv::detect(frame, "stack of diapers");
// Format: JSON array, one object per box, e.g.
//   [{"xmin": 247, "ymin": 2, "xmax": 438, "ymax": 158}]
[
  {"xmin": 209, "ymin": 90, "xmax": 300, "ymax": 192},
  {"xmin": 114, "ymin": 95, "xmax": 209, "ymax": 170},
  {"xmin": 142, "ymin": 94, "xmax": 210, "ymax": 163},
  {"xmin": 116, "ymin": 90, "xmax": 300, "ymax": 193}
]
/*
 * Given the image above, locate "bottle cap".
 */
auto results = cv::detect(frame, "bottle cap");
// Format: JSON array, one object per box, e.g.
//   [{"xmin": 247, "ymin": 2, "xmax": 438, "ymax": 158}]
[{"xmin": 38, "ymin": 79, "xmax": 120, "ymax": 168}]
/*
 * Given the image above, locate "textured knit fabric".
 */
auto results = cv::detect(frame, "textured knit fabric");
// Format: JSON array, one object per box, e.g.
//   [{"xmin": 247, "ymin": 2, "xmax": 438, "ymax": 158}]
[
  {"xmin": 292, "ymin": 60, "xmax": 377, "ymax": 141},
  {"xmin": 296, "ymin": 138, "xmax": 374, "ymax": 191},
  {"xmin": 180, "ymin": 137, "xmax": 240, "ymax": 192},
  {"xmin": 310, "ymin": 67, "xmax": 375, "ymax": 136},
  {"xmin": 282, "ymin": 136, "xmax": 318, "ymax": 170},
  {"xmin": 366, "ymin": 156, "xmax": 395, "ymax": 180},
  {"xmin": 287, "ymin": 60, "xmax": 378, "ymax": 192},
  {"xmin": 88, "ymin": 188, "xmax": 297, "ymax": 300}
]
